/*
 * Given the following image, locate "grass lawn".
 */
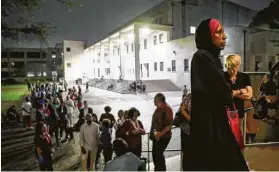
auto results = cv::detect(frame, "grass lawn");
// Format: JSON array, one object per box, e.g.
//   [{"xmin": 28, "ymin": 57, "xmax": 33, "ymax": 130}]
[{"xmin": 1, "ymin": 84, "xmax": 29, "ymax": 112}]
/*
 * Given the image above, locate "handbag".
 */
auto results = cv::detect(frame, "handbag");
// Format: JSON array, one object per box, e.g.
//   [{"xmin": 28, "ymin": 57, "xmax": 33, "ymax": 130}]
[{"xmin": 226, "ymin": 104, "xmax": 244, "ymax": 150}]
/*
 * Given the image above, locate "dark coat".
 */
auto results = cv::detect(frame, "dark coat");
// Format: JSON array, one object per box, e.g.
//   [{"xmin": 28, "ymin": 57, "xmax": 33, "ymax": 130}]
[
  {"xmin": 78, "ymin": 107, "xmax": 93, "ymax": 118},
  {"xmin": 188, "ymin": 19, "xmax": 248, "ymax": 171}
]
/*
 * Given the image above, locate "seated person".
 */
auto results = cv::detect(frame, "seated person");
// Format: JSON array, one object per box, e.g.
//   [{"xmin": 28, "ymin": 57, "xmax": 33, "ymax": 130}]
[
  {"xmin": 6, "ymin": 105, "xmax": 21, "ymax": 123},
  {"xmin": 142, "ymin": 85, "xmax": 146, "ymax": 92},
  {"xmin": 104, "ymin": 138, "xmax": 141, "ymax": 171}
]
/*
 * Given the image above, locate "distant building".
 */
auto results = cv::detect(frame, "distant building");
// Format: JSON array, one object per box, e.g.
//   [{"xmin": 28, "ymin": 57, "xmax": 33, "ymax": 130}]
[
  {"xmin": 60, "ymin": 40, "xmax": 87, "ymax": 81},
  {"xmin": 1, "ymin": 47, "xmax": 59, "ymax": 80}
]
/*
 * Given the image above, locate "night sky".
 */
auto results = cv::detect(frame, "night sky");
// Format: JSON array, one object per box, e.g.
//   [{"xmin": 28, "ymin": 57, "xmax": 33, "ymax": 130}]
[{"xmin": 4, "ymin": 0, "xmax": 272, "ymax": 48}]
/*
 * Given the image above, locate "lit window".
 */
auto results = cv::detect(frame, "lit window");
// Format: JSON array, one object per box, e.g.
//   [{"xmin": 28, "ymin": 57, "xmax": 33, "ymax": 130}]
[
  {"xmin": 43, "ymin": 72, "xmax": 47, "ymax": 76},
  {"xmin": 27, "ymin": 72, "xmax": 35, "ymax": 77},
  {"xmin": 67, "ymin": 63, "xmax": 71, "ymax": 68},
  {"xmin": 51, "ymin": 52, "xmax": 56, "ymax": 58},
  {"xmin": 159, "ymin": 34, "xmax": 163, "ymax": 43},
  {"xmin": 190, "ymin": 26, "xmax": 196, "ymax": 34},
  {"xmin": 153, "ymin": 36, "xmax": 157, "ymax": 45},
  {"xmin": 66, "ymin": 47, "xmax": 71, "ymax": 52}
]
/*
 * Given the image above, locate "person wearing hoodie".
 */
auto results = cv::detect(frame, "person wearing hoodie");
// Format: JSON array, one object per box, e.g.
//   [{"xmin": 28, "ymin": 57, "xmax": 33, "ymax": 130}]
[{"xmin": 189, "ymin": 18, "xmax": 248, "ymax": 171}]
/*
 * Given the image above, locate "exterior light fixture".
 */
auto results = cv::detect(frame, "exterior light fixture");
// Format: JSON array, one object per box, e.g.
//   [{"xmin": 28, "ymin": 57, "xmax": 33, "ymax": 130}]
[
  {"xmin": 128, "ymin": 33, "xmax": 134, "ymax": 40},
  {"xmin": 140, "ymin": 27, "xmax": 150, "ymax": 37}
]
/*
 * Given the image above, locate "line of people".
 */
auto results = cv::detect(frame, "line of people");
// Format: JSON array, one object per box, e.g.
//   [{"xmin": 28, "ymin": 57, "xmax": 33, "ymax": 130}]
[{"xmin": 78, "ymin": 92, "xmax": 173, "ymax": 171}]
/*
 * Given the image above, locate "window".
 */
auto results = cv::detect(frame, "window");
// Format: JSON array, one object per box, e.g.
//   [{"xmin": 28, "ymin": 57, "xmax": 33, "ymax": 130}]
[
  {"xmin": 154, "ymin": 62, "xmax": 157, "ymax": 71},
  {"xmin": 117, "ymin": 48, "xmax": 120, "ymax": 55},
  {"xmin": 126, "ymin": 43, "xmax": 129, "ymax": 53},
  {"xmin": 1, "ymin": 62, "xmax": 8, "ymax": 68},
  {"xmin": 255, "ymin": 61, "xmax": 262, "ymax": 71},
  {"xmin": 97, "ymin": 59, "xmax": 100, "ymax": 63},
  {"xmin": 131, "ymin": 43, "xmax": 134, "ymax": 52},
  {"xmin": 67, "ymin": 63, "xmax": 71, "ymax": 68},
  {"xmin": 171, "ymin": 60, "xmax": 176, "ymax": 72},
  {"xmin": 153, "ymin": 36, "xmax": 157, "ymax": 45},
  {"xmin": 144, "ymin": 39, "xmax": 147, "ymax": 49},
  {"xmin": 113, "ymin": 48, "xmax": 115, "ymax": 55},
  {"xmin": 51, "ymin": 52, "xmax": 56, "ymax": 58},
  {"xmin": 27, "ymin": 52, "xmax": 40, "ymax": 58},
  {"xmin": 105, "ymin": 68, "xmax": 110, "ymax": 75},
  {"xmin": 43, "ymin": 72, "xmax": 47, "ymax": 77},
  {"xmin": 159, "ymin": 34, "xmax": 163, "ymax": 43},
  {"xmin": 184, "ymin": 59, "xmax": 189, "ymax": 72},
  {"xmin": 160, "ymin": 62, "xmax": 164, "ymax": 71},
  {"xmin": 104, "ymin": 53, "xmax": 109, "ymax": 57},
  {"xmin": 93, "ymin": 59, "xmax": 95, "ymax": 63},
  {"xmin": 190, "ymin": 26, "xmax": 196, "ymax": 34},
  {"xmin": 2, "ymin": 51, "xmax": 7, "ymax": 58},
  {"xmin": 66, "ymin": 47, "xmax": 71, "ymax": 52},
  {"xmin": 97, "ymin": 53, "xmax": 100, "ymax": 57},
  {"xmin": 10, "ymin": 52, "xmax": 24, "ymax": 58},
  {"xmin": 27, "ymin": 72, "xmax": 35, "ymax": 77}
]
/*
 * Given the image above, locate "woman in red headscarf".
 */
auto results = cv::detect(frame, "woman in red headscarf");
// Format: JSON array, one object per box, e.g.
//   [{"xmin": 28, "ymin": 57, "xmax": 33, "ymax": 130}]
[{"xmin": 188, "ymin": 18, "xmax": 248, "ymax": 171}]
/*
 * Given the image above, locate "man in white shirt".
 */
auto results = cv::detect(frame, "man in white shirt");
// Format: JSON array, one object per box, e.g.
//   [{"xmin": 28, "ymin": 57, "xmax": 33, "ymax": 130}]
[
  {"xmin": 65, "ymin": 95, "xmax": 74, "ymax": 127},
  {"xmin": 22, "ymin": 97, "xmax": 33, "ymax": 129},
  {"xmin": 104, "ymin": 138, "xmax": 141, "ymax": 171},
  {"xmin": 80, "ymin": 113, "xmax": 100, "ymax": 171}
]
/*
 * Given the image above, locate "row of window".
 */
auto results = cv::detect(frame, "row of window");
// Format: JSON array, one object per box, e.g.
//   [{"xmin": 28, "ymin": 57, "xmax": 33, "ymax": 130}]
[
  {"xmin": 153, "ymin": 59, "xmax": 189, "ymax": 72},
  {"xmin": 93, "ymin": 33, "xmax": 165, "ymax": 57},
  {"xmin": 1, "ymin": 51, "xmax": 56, "ymax": 58}
]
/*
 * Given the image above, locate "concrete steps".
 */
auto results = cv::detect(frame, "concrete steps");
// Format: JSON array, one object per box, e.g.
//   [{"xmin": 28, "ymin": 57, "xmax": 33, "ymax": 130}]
[{"xmin": 87, "ymin": 78, "xmax": 181, "ymax": 94}]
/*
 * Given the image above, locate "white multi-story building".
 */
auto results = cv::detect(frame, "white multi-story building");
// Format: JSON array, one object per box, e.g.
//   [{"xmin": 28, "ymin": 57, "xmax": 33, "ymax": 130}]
[
  {"xmin": 62, "ymin": 40, "xmax": 87, "ymax": 81},
  {"xmin": 65, "ymin": 0, "xmax": 279, "ymax": 89}
]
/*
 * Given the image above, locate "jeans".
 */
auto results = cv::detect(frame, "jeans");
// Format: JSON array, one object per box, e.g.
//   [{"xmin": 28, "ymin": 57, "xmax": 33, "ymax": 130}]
[
  {"xmin": 49, "ymin": 126, "xmax": 59, "ymax": 147},
  {"xmin": 152, "ymin": 138, "xmax": 170, "ymax": 171}
]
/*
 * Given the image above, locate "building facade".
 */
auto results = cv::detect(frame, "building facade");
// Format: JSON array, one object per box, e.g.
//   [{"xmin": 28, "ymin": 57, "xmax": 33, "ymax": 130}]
[
  {"xmin": 1, "ymin": 47, "xmax": 61, "ymax": 80},
  {"xmin": 62, "ymin": 0, "xmax": 279, "ymax": 89},
  {"xmin": 62, "ymin": 40, "xmax": 87, "ymax": 81}
]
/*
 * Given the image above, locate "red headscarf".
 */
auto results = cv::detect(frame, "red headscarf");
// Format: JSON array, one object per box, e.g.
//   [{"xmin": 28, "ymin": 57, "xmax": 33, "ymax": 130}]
[{"xmin": 209, "ymin": 19, "xmax": 220, "ymax": 37}]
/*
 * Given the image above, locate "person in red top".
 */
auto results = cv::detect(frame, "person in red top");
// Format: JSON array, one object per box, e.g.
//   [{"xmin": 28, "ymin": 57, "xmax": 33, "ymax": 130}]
[
  {"xmin": 120, "ymin": 107, "xmax": 145, "ymax": 158},
  {"xmin": 150, "ymin": 93, "xmax": 173, "ymax": 171}
]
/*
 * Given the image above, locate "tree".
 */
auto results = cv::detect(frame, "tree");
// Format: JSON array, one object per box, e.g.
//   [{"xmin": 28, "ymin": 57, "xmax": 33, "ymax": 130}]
[
  {"xmin": 1, "ymin": 0, "xmax": 78, "ymax": 44},
  {"xmin": 249, "ymin": 0, "xmax": 279, "ymax": 29}
]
